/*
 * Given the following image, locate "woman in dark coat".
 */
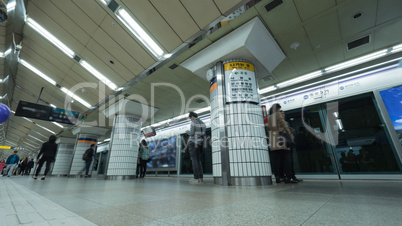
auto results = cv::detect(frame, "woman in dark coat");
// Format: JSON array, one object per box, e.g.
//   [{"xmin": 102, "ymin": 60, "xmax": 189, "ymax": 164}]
[{"xmin": 33, "ymin": 135, "xmax": 58, "ymax": 180}]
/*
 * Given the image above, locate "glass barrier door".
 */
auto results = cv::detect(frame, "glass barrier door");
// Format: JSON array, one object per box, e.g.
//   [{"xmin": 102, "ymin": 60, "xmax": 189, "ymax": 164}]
[
  {"xmin": 285, "ymin": 105, "xmax": 337, "ymax": 174},
  {"xmin": 327, "ymin": 94, "xmax": 401, "ymax": 175}
]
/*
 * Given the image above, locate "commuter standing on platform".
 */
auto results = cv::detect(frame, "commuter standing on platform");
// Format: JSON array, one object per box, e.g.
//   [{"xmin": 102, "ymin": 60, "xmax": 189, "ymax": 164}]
[
  {"xmin": 186, "ymin": 112, "xmax": 206, "ymax": 184},
  {"xmin": 79, "ymin": 144, "xmax": 95, "ymax": 177},
  {"xmin": 280, "ymin": 110, "xmax": 303, "ymax": 182},
  {"xmin": 267, "ymin": 104, "xmax": 297, "ymax": 184},
  {"xmin": 33, "ymin": 135, "xmax": 58, "ymax": 180},
  {"xmin": 138, "ymin": 140, "xmax": 150, "ymax": 178},
  {"xmin": 3, "ymin": 151, "xmax": 20, "ymax": 177}
]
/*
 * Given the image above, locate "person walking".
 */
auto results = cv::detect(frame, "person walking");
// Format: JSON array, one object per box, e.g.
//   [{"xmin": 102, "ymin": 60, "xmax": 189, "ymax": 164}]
[
  {"xmin": 267, "ymin": 104, "xmax": 297, "ymax": 184},
  {"xmin": 33, "ymin": 135, "xmax": 58, "ymax": 180},
  {"xmin": 25, "ymin": 159, "xmax": 34, "ymax": 176},
  {"xmin": 79, "ymin": 144, "xmax": 95, "ymax": 177},
  {"xmin": 3, "ymin": 151, "xmax": 20, "ymax": 177},
  {"xmin": 186, "ymin": 112, "xmax": 206, "ymax": 184},
  {"xmin": 138, "ymin": 140, "xmax": 150, "ymax": 178}
]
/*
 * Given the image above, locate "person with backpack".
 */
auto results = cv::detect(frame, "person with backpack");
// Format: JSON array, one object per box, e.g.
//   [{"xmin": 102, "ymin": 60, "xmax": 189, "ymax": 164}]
[
  {"xmin": 79, "ymin": 144, "xmax": 95, "ymax": 177},
  {"xmin": 138, "ymin": 140, "xmax": 150, "ymax": 178},
  {"xmin": 3, "ymin": 151, "xmax": 20, "ymax": 177},
  {"xmin": 186, "ymin": 112, "xmax": 206, "ymax": 184},
  {"xmin": 33, "ymin": 135, "xmax": 58, "ymax": 180}
]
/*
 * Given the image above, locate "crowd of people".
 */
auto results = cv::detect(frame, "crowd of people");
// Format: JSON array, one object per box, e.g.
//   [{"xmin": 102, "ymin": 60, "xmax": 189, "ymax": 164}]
[
  {"xmin": 1, "ymin": 151, "xmax": 34, "ymax": 177},
  {"xmin": 2, "ymin": 108, "xmax": 303, "ymax": 185}
]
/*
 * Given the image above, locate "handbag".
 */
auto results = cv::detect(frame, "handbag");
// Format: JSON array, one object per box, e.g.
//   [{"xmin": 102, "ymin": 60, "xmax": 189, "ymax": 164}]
[{"xmin": 279, "ymin": 132, "xmax": 295, "ymax": 148}]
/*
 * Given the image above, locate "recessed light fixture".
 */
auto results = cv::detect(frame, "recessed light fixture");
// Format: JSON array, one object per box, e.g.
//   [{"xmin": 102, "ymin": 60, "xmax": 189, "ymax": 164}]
[{"xmin": 353, "ymin": 12, "xmax": 363, "ymax": 19}]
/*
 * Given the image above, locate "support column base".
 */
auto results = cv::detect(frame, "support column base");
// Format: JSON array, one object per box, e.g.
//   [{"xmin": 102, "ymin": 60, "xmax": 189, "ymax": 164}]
[{"xmin": 214, "ymin": 176, "xmax": 272, "ymax": 186}]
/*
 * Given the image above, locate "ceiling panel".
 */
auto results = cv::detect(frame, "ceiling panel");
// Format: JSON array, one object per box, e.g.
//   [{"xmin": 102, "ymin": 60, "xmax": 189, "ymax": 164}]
[
  {"xmin": 18, "ymin": 51, "xmax": 65, "ymax": 85},
  {"xmin": 50, "ymin": 0, "xmax": 100, "ymax": 36},
  {"xmin": 22, "ymin": 37, "xmax": 74, "ymax": 75},
  {"xmin": 181, "ymin": 0, "xmax": 222, "ymax": 29},
  {"xmin": 270, "ymin": 59, "xmax": 298, "ymax": 83},
  {"xmin": 315, "ymin": 42, "xmax": 345, "ymax": 67},
  {"xmin": 376, "ymin": 0, "xmax": 402, "ymax": 25},
  {"xmin": 22, "ymin": 28, "xmax": 75, "ymax": 69},
  {"xmin": 256, "ymin": 0, "xmax": 302, "ymax": 36},
  {"xmin": 121, "ymin": 0, "xmax": 183, "ymax": 51},
  {"xmin": 26, "ymin": 2, "xmax": 86, "ymax": 53},
  {"xmin": 373, "ymin": 19, "xmax": 402, "ymax": 50},
  {"xmin": 274, "ymin": 26, "xmax": 314, "ymax": 60},
  {"xmin": 100, "ymin": 15, "xmax": 156, "ymax": 68},
  {"xmin": 294, "ymin": 0, "xmax": 335, "ymax": 21},
  {"xmin": 150, "ymin": 0, "xmax": 200, "ymax": 41},
  {"xmin": 290, "ymin": 54, "xmax": 320, "ymax": 75},
  {"xmin": 88, "ymin": 30, "xmax": 144, "ymax": 79},
  {"xmin": 72, "ymin": 0, "xmax": 107, "ymax": 25},
  {"xmin": 213, "ymin": 0, "xmax": 248, "ymax": 16},
  {"xmin": 79, "ymin": 48, "xmax": 127, "ymax": 86},
  {"xmin": 304, "ymin": 10, "xmax": 341, "ymax": 49},
  {"xmin": 337, "ymin": 0, "xmax": 377, "ymax": 38}
]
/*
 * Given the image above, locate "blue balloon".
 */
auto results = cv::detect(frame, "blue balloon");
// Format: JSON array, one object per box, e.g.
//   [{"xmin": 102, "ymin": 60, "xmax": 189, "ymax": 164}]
[{"xmin": 0, "ymin": 103, "xmax": 11, "ymax": 124}]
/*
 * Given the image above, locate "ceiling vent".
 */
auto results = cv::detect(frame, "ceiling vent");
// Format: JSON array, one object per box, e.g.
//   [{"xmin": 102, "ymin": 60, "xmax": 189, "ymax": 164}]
[
  {"xmin": 108, "ymin": 0, "xmax": 119, "ymax": 13},
  {"xmin": 264, "ymin": 0, "xmax": 284, "ymax": 13},
  {"xmin": 347, "ymin": 35, "xmax": 370, "ymax": 50},
  {"xmin": 73, "ymin": 55, "xmax": 81, "ymax": 63},
  {"xmin": 169, "ymin": 64, "xmax": 179, "ymax": 70}
]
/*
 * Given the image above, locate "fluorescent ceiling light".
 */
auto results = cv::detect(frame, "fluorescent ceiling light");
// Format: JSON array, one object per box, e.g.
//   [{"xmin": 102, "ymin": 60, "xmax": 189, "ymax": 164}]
[
  {"xmin": 36, "ymin": 124, "xmax": 56, "ymax": 134},
  {"xmin": 50, "ymin": 104, "xmax": 56, "ymax": 108},
  {"xmin": 52, "ymin": 122, "xmax": 64, "ymax": 128},
  {"xmin": 7, "ymin": 1, "xmax": 16, "ymax": 12},
  {"xmin": 0, "ymin": 75, "xmax": 9, "ymax": 83},
  {"xmin": 99, "ymin": 0, "xmax": 109, "ymax": 5},
  {"xmin": 116, "ymin": 8, "xmax": 164, "ymax": 58},
  {"xmin": 195, "ymin": 107, "xmax": 210, "ymax": 114},
  {"xmin": 22, "ymin": 117, "xmax": 33, "ymax": 123},
  {"xmin": 0, "ymin": 93, "xmax": 6, "ymax": 99},
  {"xmin": 80, "ymin": 60, "xmax": 117, "ymax": 90},
  {"xmin": 26, "ymin": 18, "xmax": 75, "ymax": 58},
  {"xmin": 24, "ymin": 142, "xmax": 38, "ymax": 148},
  {"xmin": 391, "ymin": 43, "xmax": 402, "ymax": 53},
  {"xmin": 104, "ymin": 138, "xmax": 110, "ymax": 142},
  {"xmin": 20, "ymin": 59, "xmax": 57, "ymax": 86},
  {"xmin": 259, "ymin": 86, "xmax": 277, "ymax": 94},
  {"xmin": 325, "ymin": 50, "xmax": 387, "ymax": 73},
  {"xmin": 277, "ymin": 71, "xmax": 322, "ymax": 88},
  {"xmin": 28, "ymin": 134, "xmax": 45, "ymax": 143},
  {"xmin": 4, "ymin": 48, "xmax": 11, "ymax": 57},
  {"xmin": 61, "ymin": 87, "xmax": 92, "ymax": 108},
  {"xmin": 335, "ymin": 119, "xmax": 343, "ymax": 130}
]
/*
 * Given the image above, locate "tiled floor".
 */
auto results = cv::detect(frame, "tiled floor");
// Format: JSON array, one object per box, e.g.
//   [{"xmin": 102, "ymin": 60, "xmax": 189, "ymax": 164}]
[{"xmin": 2, "ymin": 175, "xmax": 402, "ymax": 225}]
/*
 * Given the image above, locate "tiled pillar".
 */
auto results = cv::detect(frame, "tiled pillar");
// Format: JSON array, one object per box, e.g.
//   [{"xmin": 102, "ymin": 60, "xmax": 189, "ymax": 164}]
[
  {"xmin": 52, "ymin": 137, "xmax": 75, "ymax": 176},
  {"xmin": 210, "ymin": 60, "xmax": 272, "ymax": 186},
  {"xmin": 102, "ymin": 99, "xmax": 158, "ymax": 179},
  {"xmin": 106, "ymin": 114, "xmax": 141, "ymax": 177},
  {"xmin": 68, "ymin": 126, "xmax": 109, "ymax": 176},
  {"xmin": 69, "ymin": 134, "xmax": 98, "ymax": 176}
]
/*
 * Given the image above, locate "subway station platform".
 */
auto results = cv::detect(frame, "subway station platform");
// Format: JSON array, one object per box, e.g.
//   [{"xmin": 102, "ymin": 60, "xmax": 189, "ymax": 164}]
[{"xmin": 1, "ymin": 176, "xmax": 402, "ymax": 225}]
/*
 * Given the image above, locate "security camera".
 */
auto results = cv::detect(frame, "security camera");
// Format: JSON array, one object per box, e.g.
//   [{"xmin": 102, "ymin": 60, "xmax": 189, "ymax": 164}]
[{"xmin": 0, "ymin": 0, "xmax": 8, "ymax": 23}]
